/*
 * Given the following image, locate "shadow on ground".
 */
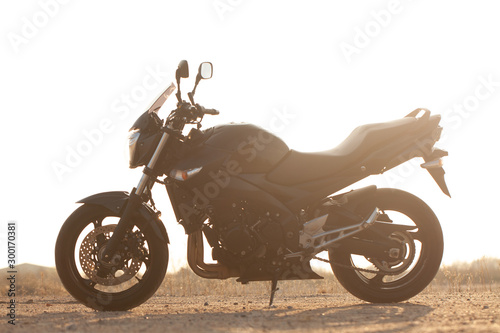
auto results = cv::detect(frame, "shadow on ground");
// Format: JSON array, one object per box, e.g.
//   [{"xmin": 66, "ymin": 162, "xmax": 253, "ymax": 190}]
[{"xmin": 18, "ymin": 295, "xmax": 433, "ymax": 332}]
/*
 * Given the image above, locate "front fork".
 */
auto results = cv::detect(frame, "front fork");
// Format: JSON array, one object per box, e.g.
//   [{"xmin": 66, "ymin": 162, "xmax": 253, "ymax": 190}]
[{"xmin": 101, "ymin": 130, "xmax": 171, "ymax": 262}]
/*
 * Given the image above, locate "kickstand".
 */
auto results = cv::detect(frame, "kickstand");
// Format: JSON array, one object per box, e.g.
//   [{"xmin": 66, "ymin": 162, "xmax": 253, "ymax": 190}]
[{"xmin": 269, "ymin": 278, "xmax": 279, "ymax": 307}]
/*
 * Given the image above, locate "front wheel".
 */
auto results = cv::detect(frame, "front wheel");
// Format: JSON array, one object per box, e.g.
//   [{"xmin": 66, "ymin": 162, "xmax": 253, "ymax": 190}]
[
  {"xmin": 328, "ymin": 188, "xmax": 443, "ymax": 303},
  {"xmin": 55, "ymin": 204, "xmax": 168, "ymax": 311}
]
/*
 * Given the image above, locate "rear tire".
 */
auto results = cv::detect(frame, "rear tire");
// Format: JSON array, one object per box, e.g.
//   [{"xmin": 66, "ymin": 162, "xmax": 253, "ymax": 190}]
[
  {"xmin": 55, "ymin": 204, "xmax": 168, "ymax": 311},
  {"xmin": 328, "ymin": 188, "xmax": 443, "ymax": 303}
]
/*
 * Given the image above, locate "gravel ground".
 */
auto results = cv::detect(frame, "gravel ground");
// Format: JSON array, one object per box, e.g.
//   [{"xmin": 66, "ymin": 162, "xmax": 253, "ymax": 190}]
[{"xmin": 4, "ymin": 291, "xmax": 499, "ymax": 332}]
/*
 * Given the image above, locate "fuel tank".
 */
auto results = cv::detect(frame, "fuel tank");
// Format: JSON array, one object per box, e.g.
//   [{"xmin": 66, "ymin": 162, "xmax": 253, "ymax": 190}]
[{"xmin": 172, "ymin": 123, "xmax": 290, "ymax": 175}]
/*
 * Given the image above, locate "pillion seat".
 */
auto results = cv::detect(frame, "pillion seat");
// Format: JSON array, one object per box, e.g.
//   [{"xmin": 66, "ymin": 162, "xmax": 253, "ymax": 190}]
[{"xmin": 266, "ymin": 117, "xmax": 421, "ymax": 185}]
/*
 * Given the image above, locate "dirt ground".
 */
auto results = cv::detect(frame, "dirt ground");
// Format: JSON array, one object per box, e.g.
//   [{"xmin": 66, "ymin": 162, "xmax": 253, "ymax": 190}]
[{"xmin": 4, "ymin": 291, "xmax": 499, "ymax": 333}]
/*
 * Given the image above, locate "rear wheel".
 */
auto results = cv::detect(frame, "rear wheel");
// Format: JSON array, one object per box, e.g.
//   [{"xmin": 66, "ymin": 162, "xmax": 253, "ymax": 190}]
[
  {"xmin": 328, "ymin": 188, "xmax": 443, "ymax": 303},
  {"xmin": 55, "ymin": 204, "xmax": 168, "ymax": 311}
]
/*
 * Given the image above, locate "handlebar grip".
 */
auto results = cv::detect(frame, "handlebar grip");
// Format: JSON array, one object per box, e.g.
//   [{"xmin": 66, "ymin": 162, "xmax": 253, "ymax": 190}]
[
  {"xmin": 194, "ymin": 104, "xmax": 219, "ymax": 116},
  {"xmin": 204, "ymin": 108, "xmax": 219, "ymax": 115}
]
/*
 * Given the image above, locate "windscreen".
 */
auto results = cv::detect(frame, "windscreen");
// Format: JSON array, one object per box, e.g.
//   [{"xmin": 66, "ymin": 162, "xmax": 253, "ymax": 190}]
[{"xmin": 147, "ymin": 82, "xmax": 176, "ymax": 114}]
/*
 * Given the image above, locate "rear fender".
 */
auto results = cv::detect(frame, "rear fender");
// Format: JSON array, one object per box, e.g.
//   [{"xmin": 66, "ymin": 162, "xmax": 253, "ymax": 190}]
[
  {"xmin": 77, "ymin": 191, "xmax": 169, "ymax": 244},
  {"xmin": 333, "ymin": 185, "xmax": 378, "ymax": 213},
  {"xmin": 324, "ymin": 186, "xmax": 378, "ymax": 226}
]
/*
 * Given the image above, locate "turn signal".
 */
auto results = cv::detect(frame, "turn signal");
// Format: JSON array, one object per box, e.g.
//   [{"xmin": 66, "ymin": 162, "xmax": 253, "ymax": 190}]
[{"xmin": 170, "ymin": 167, "xmax": 203, "ymax": 181}]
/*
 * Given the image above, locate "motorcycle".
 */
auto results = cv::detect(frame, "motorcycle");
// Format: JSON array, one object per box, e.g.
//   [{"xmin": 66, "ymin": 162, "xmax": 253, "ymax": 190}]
[{"xmin": 55, "ymin": 60, "xmax": 449, "ymax": 311}]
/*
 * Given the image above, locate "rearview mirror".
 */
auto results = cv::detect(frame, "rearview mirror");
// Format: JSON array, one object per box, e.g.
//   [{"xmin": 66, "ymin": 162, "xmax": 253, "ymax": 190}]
[
  {"xmin": 187, "ymin": 62, "xmax": 213, "ymax": 105},
  {"xmin": 175, "ymin": 60, "xmax": 189, "ymax": 103},
  {"xmin": 199, "ymin": 62, "xmax": 213, "ymax": 79},
  {"xmin": 176, "ymin": 60, "xmax": 189, "ymax": 80}
]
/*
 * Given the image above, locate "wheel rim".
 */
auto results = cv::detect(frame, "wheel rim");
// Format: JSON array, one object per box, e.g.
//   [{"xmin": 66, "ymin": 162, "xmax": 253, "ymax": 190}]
[{"xmin": 331, "ymin": 208, "xmax": 435, "ymax": 291}]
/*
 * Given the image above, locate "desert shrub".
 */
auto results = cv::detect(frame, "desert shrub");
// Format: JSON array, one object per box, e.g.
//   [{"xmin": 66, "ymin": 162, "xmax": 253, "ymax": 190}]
[
  {"xmin": 7, "ymin": 257, "xmax": 499, "ymax": 297},
  {"xmin": 157, "ymin": 267, "xmax": 344, "ymax": 297},
  {"xmin": 1, "ymin": 265, "xmax": 67, "ymax": 297},
  {"xmin": 429, "ymin": 257, "xmax": 500, "ymax": 292}
]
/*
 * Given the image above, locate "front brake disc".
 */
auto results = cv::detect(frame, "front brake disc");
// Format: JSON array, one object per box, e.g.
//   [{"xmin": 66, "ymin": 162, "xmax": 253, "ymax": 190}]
[{"xmin": 79, "ymin": 224, "xmax": 143, "ymax": 286}]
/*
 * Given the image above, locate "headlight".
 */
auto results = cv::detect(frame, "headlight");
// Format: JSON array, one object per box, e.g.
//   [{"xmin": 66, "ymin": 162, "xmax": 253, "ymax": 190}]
[{"xmin": 128, "ymin": 130, "xmax": 141, "ymax": 166}]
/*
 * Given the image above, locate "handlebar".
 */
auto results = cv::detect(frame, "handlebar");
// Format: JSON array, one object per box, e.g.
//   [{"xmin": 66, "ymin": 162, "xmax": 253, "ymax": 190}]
[{"xmin": 167, "ymin": 102, "xmax": 220, "ymax": 129}]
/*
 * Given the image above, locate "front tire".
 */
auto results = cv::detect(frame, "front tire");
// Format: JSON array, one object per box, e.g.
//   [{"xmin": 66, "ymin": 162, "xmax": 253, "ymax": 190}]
[
  {"xmin": 328, "ymin": 188, "xmax": 443, "ymax": 303},
  {"xmin": 55, "ymin": 204, "xmax": 168, "ymax": 311}
]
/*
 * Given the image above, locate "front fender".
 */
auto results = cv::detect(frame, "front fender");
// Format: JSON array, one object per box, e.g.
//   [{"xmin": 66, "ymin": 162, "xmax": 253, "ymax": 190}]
[{"xmin": 77, "ymin": 191, "xmax": 169, "ymax": 244}]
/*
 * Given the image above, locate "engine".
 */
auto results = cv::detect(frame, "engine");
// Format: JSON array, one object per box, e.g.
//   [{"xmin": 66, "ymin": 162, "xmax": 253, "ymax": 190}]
[{"xmin": 204, "ymin": 201, "xmax": 285, "ymax": 266}]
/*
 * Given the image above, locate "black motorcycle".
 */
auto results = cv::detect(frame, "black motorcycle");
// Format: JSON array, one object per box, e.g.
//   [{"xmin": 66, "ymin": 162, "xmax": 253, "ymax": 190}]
[{"xmin": 55, "ymin": 60, "xmax": 449, "ymax": 310}]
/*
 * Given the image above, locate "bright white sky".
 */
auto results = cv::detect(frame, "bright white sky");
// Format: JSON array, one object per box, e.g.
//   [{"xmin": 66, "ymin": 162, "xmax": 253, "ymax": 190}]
[{"xmin": 1, "ymin": 1, "xmax": 499, "ymax": 271}]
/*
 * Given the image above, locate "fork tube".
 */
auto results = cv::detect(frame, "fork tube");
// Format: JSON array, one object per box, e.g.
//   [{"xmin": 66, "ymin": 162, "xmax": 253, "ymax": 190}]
[{"xmin": 135, "ymin": 130, "xmax": 170, "ymax": 195}]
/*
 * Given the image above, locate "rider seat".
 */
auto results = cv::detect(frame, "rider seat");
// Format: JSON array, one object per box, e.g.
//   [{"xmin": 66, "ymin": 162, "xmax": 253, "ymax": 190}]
[{"xmin": 266, "ymin": 117, "xmax": 421, "ymax": 185}]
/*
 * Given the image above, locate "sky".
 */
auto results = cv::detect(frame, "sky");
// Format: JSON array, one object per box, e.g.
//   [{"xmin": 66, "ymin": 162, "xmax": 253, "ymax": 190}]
[{"xmin": 1, "ymin": 1, "xmax": 499, "ymax": 271}]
